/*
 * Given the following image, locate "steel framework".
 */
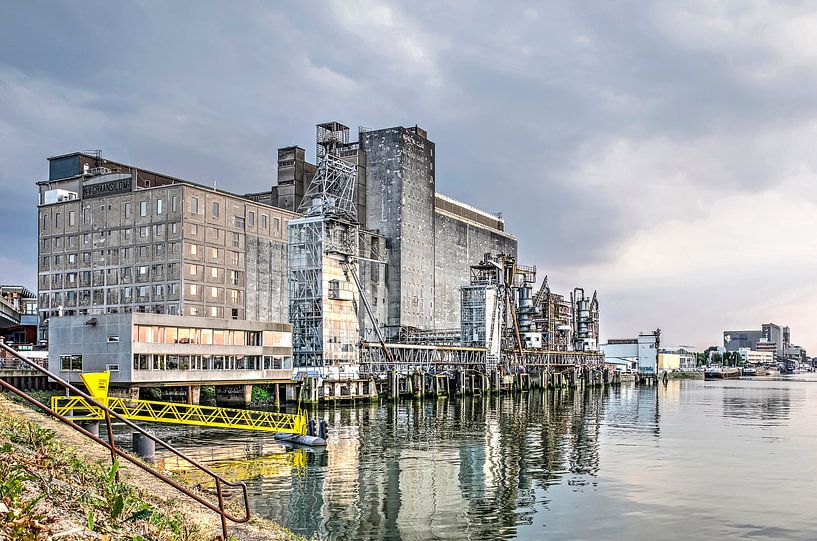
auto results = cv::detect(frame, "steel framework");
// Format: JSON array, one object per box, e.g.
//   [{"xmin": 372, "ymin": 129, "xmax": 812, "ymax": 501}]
[
  {"xmin": 289, "ymin": 143, "xmax": 360, "ymax": 369},
  {"xmin": 359, "ymin": 342, "xmax": 604, "ymax": 375}
]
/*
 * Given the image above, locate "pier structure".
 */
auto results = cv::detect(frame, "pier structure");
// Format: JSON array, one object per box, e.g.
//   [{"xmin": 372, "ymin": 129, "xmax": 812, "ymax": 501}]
[{"xmin": 34, "ymin": 120, "xmax": 612, "ymax": 404}]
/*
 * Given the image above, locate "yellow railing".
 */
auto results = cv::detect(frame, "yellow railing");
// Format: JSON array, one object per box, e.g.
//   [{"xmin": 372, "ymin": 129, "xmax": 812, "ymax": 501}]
[{"xmin": 51, "ymin": 395, "xmax": 307, "ymax": 435}]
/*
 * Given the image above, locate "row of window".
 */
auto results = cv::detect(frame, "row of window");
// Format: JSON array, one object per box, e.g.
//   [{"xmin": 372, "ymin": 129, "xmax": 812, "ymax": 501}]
[
  {"xmin": 188, "ymin": 197, "xmax": 282, "ymax": 234},
  {"xmin": 39, "ymin": 285, "xmax": 182, "ymax": 308},
  {"xmin": 133, "ymin": 325, "xmax": 290, "ymax": 347},
  {"xmin": 40, "ymin": 264, "xmax": 181, "ymax": 289},
  {"xmin": 40, "ymin": 224, "xmax": 181, "ymax": 253},
  {"xmin": 41, "ymin": 244, "xmax": 181, "ymax": 270},
  {"xmin": 132, "ymin": 354, "xmax": 290, "ymax": 371},
  {"xmin": 44, "ymin": 305, "xmax": 182, "ymax": 320},
  {"xmin": 41, "ymin": 197, "xmax": 181, "ymax": 233}
]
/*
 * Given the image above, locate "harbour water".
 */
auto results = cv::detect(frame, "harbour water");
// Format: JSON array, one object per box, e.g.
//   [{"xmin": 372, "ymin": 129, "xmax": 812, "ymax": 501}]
[{"xmin": 145, "ymin": 376, "xmax": 817, "ymax": 539}]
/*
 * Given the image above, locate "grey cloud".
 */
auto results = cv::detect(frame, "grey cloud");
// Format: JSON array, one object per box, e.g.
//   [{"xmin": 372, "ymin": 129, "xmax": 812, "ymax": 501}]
[{"xmin": 2, "ymin": 1, "xmax": 816, "ymax": 348}]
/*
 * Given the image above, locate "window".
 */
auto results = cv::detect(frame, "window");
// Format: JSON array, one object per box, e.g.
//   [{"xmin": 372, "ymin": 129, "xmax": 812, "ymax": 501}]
[
  {"xmin": 190, "ymin": 243, "xmax": 198, "ymax": 256},
  {"xmin": 212, "ymin": 202, "xmax": 220, "ymax": 218},
  {"xmin": 261, "ymin": 214, "xmax": 268, "ymax": 229},
  {"xmin": 55, "ymin": 212, "xmax": 62, "ymax": 228},
  {"xmin": 154, "ymin": 224, "xmax": 164, "ymax": 237},
  {"xmin": 189, "ymin": 284, "xmax": 197, "ymax": 295},
  {"xmin": 138, "ymin": 246, "xmax": 149, "ymax": 257},
  {"xmin": 138, "ymin": 265, "xmax": 148, "ymax": 276},
  {"xmin": 248, "ymin": 211, "xmax": 255, "ymax": 226},
  {"xmin": 83, "ymin": 233, "xmax": 91, "ymax": 244},
  {"xmin": 83, "ymin": 207, "xmax": 91, "ymax": 225},
  {"xmin": 106, "ymin": 364, "xmax": 120, "ymax": 372},
  {"xmin": 210, "ymin": 267, "xmax": 218, "ymax": 278},
  {"xmin": 107, "ymin": 335, "xmax": 120, "ymax": 343},
  {"xmin": 231, "ymin": 232, "xmax": 240, "ymax": 248},
  {"xmin": 210, "ymin": 247, "xmax": 219, "ymax": 259},
  {"xmin": 189, "ymin": 264, "xmax": 198, "ymax": 276},
  {"xmin": 139, "ymin": 201, "xmax": 148, "ymax": 217},
  {"xmin": 274, "ymin": 217, "xmax": 281, "ymax": 234},
  {"xmin": 229, "ymin": 251, "xmax": 239, "ymax": 266},
  {"xmin": 234, "ymin": 216, "xmax": 244, "ymax": 228},
  {"xmin": 157, "ymin": 198, "xmax": 164, "ymax": 214},
  {"xmin": 42, "ymin": 213, "xmax": 49, "ymax": 231},
  {"xmin": 171, "ymin": 195, "xmax": 178, "ymax": 212},
  {"xmin": 139, "ymin": 226, "xmax": 149, "ymax": 238},
  {"xmin": 60, "ymin": 354, "xmax": 83, "ymax": 372},
  {"xmin": 210, "ymin": 287, "xmax": 218, "ymax": 298},
  {"xmin": 190, "ymin": 223, "xmax": 198, "ymax": 235},
  {"xmin": 124, "ymin": 202, "xmax": 132, "ymax": 218},
  {"xmin": 67, "ymin": 254, "xmax": 76, "ymax": 264},
  {"xmin": 171, "ymin": 223, "xmax": 178, "ymax": 234},
  {"xmin": 68, "ymin": 210, "xmax": 76, "ymax": 226}
]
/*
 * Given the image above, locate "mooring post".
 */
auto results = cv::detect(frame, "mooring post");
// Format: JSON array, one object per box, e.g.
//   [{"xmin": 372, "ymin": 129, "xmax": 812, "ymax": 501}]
[{"xmin": 132, "ymin": 432, "xmax": 155, "ymax": 462}]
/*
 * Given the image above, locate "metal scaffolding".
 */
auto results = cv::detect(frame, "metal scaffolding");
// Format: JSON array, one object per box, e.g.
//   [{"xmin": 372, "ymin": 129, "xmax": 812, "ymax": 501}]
[{"xmin": 289, "ymin": 137, "xmax": 360, "ymax": 370}]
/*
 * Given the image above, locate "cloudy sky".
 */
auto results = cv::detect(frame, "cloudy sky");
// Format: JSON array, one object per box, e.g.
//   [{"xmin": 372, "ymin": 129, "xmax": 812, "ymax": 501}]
[{"xmin": 2, "ymin": 1, "xmax": 816, "ymax": 350}]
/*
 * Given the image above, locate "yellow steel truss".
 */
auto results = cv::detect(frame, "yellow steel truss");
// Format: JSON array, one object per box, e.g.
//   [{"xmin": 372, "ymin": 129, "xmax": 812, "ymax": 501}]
[{"xmin": 50, "ymin": 395, "xmax": 307, "ymax": 435}]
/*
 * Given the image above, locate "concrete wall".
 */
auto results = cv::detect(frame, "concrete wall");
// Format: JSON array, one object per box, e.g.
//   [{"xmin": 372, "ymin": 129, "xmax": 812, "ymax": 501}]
[
  {"xmin": 433, "ymin": 211, "xmax": 517, "ymax": 329},
  {"xmin": 245, "ymin": 236, "xmax": 288, "ymax": 323},
  {"xmin": 48, "ymin": 313, "xmax": 134, "ymax": 384},
  {"xmin": 362, "ymin": 127, "xmax": 436, "ymax": 333}
]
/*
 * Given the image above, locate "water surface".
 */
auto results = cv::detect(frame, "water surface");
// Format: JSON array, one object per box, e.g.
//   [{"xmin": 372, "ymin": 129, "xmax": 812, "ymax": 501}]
[{"xmin": 145, "ymin": 376, "xmax": 817, "ymax": 539}]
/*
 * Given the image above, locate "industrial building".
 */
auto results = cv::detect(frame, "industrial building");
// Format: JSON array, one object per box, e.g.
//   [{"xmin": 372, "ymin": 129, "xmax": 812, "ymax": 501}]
[
  {"xmin": 600, "ymin": 332, "xmax": 659, "ymax": 374},
  {"xmin": 36, "ymin": 120, "xmax": 603, "ymax": 399},
  {"xmin": 723, "ymin": 322, "xmax": 806, "ymax": 361}
]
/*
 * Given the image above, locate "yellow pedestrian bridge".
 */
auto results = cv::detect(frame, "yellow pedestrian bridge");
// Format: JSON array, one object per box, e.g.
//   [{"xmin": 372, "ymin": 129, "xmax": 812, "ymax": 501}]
[{"xmin": 51, "ymin": 372, "xmax": 308, "ymax": 436}]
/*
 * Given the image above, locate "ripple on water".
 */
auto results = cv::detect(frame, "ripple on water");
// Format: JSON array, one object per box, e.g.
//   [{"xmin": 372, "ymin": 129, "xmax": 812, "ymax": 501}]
[{"xmin": 130, "ymin": 377, "xmax": 817, "ymax": 540}]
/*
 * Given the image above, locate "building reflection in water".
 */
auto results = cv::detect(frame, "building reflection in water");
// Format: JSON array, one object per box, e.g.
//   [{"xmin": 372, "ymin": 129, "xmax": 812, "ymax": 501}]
[
  {"xmin": 274, "ymin": 386, "xmax": 619, "ymax": 540},
  {"xmin": 721, "ymin": 385, "xmax": 792, "ymax": 424}
]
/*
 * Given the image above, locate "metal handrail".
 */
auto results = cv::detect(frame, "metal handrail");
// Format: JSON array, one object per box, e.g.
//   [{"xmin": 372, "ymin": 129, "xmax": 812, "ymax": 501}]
[{"xmin": 0, "ymin": 339, "xmax": 250, "ymax": 540}]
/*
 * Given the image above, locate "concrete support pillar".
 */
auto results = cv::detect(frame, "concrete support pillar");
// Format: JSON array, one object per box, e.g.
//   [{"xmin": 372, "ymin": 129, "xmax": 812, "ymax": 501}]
[
  {"xmin": 128, "ymin": 386, "xmax": 140, "ymax": 400},
  {"xmin": 79, "ymin": 421, "xmax": 100, "ymax": 438},
  {"xmin": 275, "ymin": 383, "xmax": 281, "ymax": 407},
  {"xmin": 369, "ymin": 379, "xmax": 379, "ymax": 400},
  {"xmin": 132, "ymin": 432, "xmax": 155, "ymax": 463},
  {"xmin": 187, "ymin": 385, "xmax": 201, "ymax": 406}
]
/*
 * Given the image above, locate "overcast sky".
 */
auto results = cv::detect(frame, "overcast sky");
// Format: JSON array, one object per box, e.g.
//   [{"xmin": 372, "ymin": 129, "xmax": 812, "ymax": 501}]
[{"xmin": 2, "ymin": 1, "xmax": 816, "ymax": 350}]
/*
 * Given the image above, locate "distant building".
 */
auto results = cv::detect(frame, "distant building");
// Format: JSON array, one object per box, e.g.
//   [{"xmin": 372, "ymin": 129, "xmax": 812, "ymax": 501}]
[
  {"xmin": 657, "ymin": 348, "xmax": 696, "ymax": 371},
  {"xmin": 738, "ymin": 348, "xmax": 774, "ymax": 365},
  {"xmin": 0, "ymin": 286, "xmax": 38, "ymax": 346},
  {"xmin": 601, "ymin": 332, "xmax": 658, "ymax": 373},
  {"xmin": 724, "ymin": 323, "xmax": 786, "ymax": 356}
]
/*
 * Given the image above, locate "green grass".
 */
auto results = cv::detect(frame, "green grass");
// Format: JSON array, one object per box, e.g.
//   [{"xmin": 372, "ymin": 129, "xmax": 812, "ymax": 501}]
[{"xmin": 0, "ymin": 414, "xmax": 205, "ymax": 540}]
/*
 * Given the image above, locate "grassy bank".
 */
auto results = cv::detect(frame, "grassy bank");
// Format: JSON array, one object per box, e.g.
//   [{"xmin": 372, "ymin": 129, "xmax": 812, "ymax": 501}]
[{"xmin": 0, "ymin": 395, "xmax": 305, "ymax": 541}]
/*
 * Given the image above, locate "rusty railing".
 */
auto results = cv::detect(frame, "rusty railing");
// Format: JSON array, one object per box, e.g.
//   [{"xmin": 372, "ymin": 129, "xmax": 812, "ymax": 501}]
[{"xmin": 0, "ymin": 339, "xmax": 250, "ymax": 540}]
